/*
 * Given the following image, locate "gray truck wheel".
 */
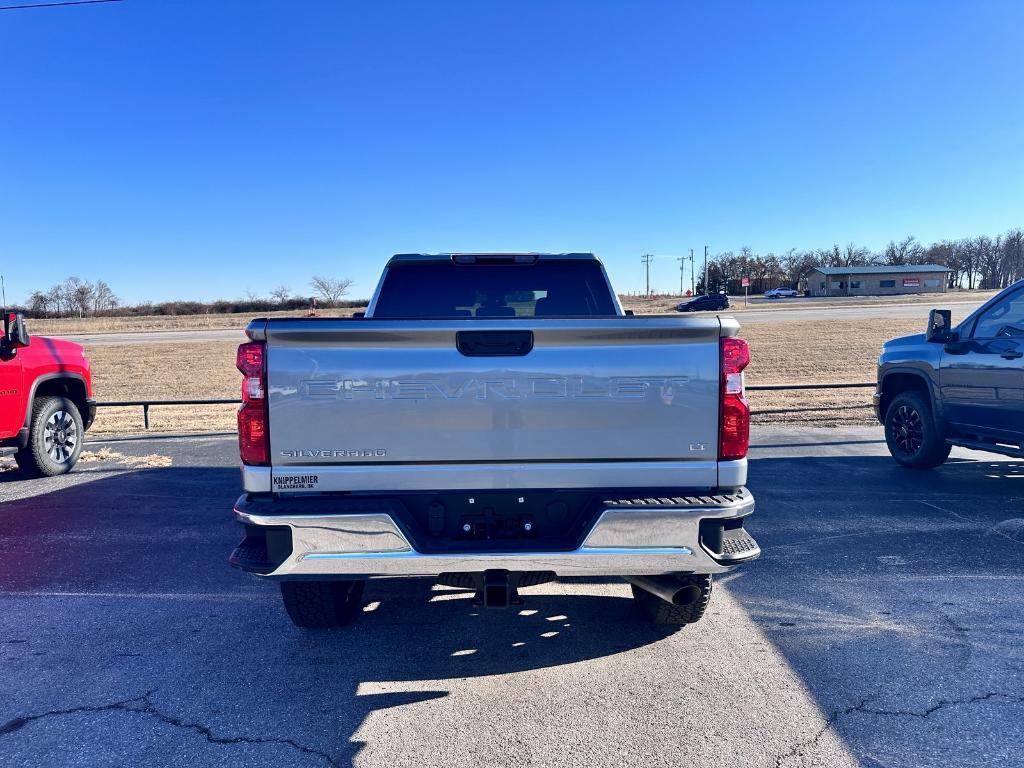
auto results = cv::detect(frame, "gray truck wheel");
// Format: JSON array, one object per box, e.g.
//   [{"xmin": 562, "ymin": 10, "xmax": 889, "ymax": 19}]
[
  {"xmin": 631, "ymin": 574, "xmax": 712, "ymax": 626},
  {"xmin": 884, "ymin": 391, "xmax": 951, "ymax": 469},
  {"xmin": 280, "ymin": 580, "xmax": 365, "ymax": 628},
  {"xmin": 15, "ymin": 396, "xmax": 84, "ymax": 478}
]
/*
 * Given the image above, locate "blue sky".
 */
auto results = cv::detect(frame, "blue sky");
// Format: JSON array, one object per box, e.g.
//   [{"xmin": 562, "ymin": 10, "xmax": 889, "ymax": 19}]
[{"xmin": 2, "ymin": 0, "xmax": 1022, "ymax": 303}]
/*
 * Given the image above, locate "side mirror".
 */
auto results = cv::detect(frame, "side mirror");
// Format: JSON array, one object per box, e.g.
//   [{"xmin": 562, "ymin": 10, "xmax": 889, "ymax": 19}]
[
  {"xmin": 926, "ymin": 309, "xmax": 952, "ymax": 343},
  {"xmin": 3, "ymin": 312, "xmax": 30, "ymax": 349}
]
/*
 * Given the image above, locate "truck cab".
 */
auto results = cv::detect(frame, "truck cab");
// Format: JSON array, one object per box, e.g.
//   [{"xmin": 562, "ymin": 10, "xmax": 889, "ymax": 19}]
[
  {"xmin": 1, "ymin": 312, "xmax": 96, "ymax": 476},
  {"xmin": 875, "ymin": 280, "xmax": 1024, "ymax": 466}
]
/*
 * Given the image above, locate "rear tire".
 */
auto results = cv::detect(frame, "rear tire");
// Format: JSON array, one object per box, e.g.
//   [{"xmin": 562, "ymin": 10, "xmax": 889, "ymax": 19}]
[
  {"xmin": 279, "ymin": 580, "xmax": 365, "ymax": 628},
  {"xmin": 884, "ymin": 391, "xmax": 951, "ymax": 469},
  {"xmin": 631, "ymin": 574, "xmax": 713, "ymax": 626},
  {"xmin": 15, "ymin": 396, "xmax": 84, "ymax": 478}
]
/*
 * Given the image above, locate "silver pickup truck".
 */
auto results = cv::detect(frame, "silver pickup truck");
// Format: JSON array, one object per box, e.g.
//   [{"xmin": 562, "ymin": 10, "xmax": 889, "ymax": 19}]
[{"xmin": 230, "ymin": 253, "xmax": 759, "ymax": 628}]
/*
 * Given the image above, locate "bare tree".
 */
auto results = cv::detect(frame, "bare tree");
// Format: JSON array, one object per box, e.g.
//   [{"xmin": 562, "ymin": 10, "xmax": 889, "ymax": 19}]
[
  {"xmin": 816, "ymin": 244, "xmax": 843, "ymax": 267},
  {"xmin": 712, "ymin": 251, "xmax": 741, "ymax": 292},
  {"xmin": 782, "ymin": 249, "xmax": 819, "ymax": 289},
  {"xmin": 59, "ymin": 277, "xmax": 94, "ymax": 317},
  {"xmin": 959, "ymin": 238, "xmax": 978, "ymax": 289},
  {"xmin": 27, "ymin": 290, "xmax": 51, "ymax": 317},
  {"xmin": 309, "ymin": 276, "xmax": 354, "ymax": 306},
  {"xmin": 759, "ymin": 252, "xmax": 785, "ymax": 291},
  {"xmin": 93, "ymin": 280, "xmax": 119, "ymax": 313},
  {"xmin": 881, "ymin": 236, "xmax": 924, "ymax": 266},
  {"xmin": 242, "ymin": 289, "xmax": 263, "ymax": 303},
  {"xmin": 269, "ymin": 286, "xmax": 291, "ymax": 305},
  {"xmin": 1001, "ymin": 229, "xmax": 1023, "ymax": 286},
  {"xmin": 977, "ymin": 235, "xmax": 1002, "ymax": 289},
  {"xmin": 924, "ymin": 240, "xmax": 961, "ymax": 287},
  {"xmin": 843, "ymin": 243, "xmax": 872, "ymax": 266},
  {"xmin": 47, "ymin": 282, "xmax": 68, "ymax": 316}
]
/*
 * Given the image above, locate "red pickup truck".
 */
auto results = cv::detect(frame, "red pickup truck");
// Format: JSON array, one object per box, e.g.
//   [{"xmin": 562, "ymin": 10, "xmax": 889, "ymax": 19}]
[{"xmin": 0, "ymin": 312, "xmax": 95, "ymax": 476}]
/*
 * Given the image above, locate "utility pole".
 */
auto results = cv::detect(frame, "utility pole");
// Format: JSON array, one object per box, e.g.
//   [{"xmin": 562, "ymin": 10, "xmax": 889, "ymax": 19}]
[
  {"xmin": 703, "ymin": 245, "xmax": 709, "ymax": 295},
  {"xmin": 641, "ymin": 254, "xmax": 654, "ymax": 296},
  {"xmin": 677, "ymin": 251, "xmax": 696, "ymax": 296}
]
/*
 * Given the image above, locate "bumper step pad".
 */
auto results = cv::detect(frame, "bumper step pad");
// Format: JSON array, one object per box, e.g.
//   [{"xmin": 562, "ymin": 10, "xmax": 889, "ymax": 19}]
[
  {"xmin": 719, "ymin": 529, "xmax": 760, "ymax": 559},
  {"xmin": 603, "ymin": 490, "xmax": 749, "ymax": 508}
]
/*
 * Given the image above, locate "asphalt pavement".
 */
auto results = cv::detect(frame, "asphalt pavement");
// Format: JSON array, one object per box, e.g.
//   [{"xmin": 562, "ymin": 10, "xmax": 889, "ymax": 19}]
[
  {"xmin": 57, "ymin": 297, "xmax": 990, "ymax": 346},
  {"xmin": 1, "ymin": 427, "xmax": 1022, "ymax": 767}
]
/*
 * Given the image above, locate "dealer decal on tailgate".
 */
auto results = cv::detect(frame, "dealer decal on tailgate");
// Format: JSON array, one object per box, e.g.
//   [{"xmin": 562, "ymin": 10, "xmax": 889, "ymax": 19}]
[{"xmin": 273, "ymin": 474, "xmax": 319, "ymax": 491}]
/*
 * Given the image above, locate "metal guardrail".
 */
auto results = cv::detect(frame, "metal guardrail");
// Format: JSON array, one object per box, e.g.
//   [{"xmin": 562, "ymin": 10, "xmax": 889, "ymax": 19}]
[
  {"xmin": 96, "ymin": 399, "xmax": 241, "ymax": 429},
  {"xmin": 746, "ymin": 382, "xmax": 875, "ymax": 391},
  {"xmin": 747, "ymin": 382, "xmax": 876, "ymax": 415},
  {"xmin": 94, "ymin": 382, "xmax": 877, "ymax": 428}
]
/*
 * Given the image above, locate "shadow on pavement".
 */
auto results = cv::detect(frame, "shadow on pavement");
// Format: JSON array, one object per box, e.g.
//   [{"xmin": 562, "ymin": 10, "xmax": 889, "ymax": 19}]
[{"xmin": 0, "ymin": 466, "xmax": 677, "ymax": 767}]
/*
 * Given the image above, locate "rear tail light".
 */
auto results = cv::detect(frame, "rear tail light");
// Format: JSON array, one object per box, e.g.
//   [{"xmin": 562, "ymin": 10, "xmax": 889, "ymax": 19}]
[
  {"xmin": 236, "ymin": 341, "xmax": 269, "ymax": 465},
  {"xmin": 719, "ymin": 337, "xmax": 750, "ymax": 461}
]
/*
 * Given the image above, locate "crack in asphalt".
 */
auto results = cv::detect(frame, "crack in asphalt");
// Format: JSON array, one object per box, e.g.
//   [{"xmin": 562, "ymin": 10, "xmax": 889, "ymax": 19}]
[
  {"xmin": 771, "ymin": 691, "xmax": 1024, "ymax": 767},
  {"xmin": 0, "ymin": 689, "xmax": 340, "ymax": 767}
]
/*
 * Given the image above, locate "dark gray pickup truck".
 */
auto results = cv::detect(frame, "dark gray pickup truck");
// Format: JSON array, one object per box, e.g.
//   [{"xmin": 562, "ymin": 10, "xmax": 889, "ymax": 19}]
[
  {"xmin": 875, "ymin": 279, "xmax": 1024, "ymax": 467},
  {"xmin": 229, "ymin": 253, "xmax": 760, "ymax": 629}
]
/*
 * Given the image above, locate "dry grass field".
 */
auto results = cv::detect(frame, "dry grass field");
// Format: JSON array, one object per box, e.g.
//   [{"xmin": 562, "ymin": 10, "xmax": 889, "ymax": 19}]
[
  {"xmin": 84, "ymin": 313, "xmax": 972, "ymax": 435},
  {"xmin": 26, "ymin": 288, "xmax": 996, "ymax": 337},
  {"xmin": 87, "ymin": 341, "xmax": 240, "ymax": 434}
]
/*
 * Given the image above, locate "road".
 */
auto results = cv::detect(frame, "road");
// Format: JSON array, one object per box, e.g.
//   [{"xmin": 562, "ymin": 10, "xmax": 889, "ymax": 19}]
[
  {"xmin": 62, "ymin": 328, "xmax": 247, "ymax": 346},
  {"xmin": 2, "ymin": 427, "xmax": 1022, "ymax": 767},
  {"xmin": 731, "ymin": 297, "xmax": 982, "ymax": 323},
  {"xmin": 56, "ymin": 298, "xmax": 990, "ymax": 345}
]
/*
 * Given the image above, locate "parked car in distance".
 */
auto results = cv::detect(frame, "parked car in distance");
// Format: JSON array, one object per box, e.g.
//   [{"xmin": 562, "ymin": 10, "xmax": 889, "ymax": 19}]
[
  {"xmin": 764, "ymin": 287, "xmax": 801, "ymax": 299},
  {"xmin": 0, "ymin": 312, "xmax": 96, "ymax": 476},
  {"xmin": 676, "ymin": 293, "xmax": 730, "ymax": 312},
  {"xmin": 875, "ymin": 279, "xmax": 1024, "ymax": 467},
  {"xmin": 230, "ymin": 253, "xmax": 759, "ymax": 629}
]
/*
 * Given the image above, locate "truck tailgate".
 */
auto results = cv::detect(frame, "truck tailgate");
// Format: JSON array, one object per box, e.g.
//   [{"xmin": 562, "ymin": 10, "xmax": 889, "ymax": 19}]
[{"xmin": 261, "ymin": 317, "xmax": 726, "ymax": 492}]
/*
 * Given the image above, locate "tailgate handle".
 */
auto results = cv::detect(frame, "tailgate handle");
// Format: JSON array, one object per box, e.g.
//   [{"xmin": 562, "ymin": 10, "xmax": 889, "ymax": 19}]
[{"xmin": 456, "ymin": 330, "xmax": 534, "ymax": 357}]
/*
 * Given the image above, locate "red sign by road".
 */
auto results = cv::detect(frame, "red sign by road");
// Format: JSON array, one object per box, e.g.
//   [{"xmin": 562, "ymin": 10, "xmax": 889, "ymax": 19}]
[{"xmin": 741, "ymin": 276, "xmax": 750, "ymax": 287}]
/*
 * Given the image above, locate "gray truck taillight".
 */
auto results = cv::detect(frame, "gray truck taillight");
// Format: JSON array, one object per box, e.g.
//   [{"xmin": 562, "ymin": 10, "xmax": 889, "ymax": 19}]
[
  {"xmin": 236, "ymin": 341, "xmax": 269, "ymax": 465},
  {"xmin": 719, "ymin": 337, "xmax": 750, "ymax": 460}
]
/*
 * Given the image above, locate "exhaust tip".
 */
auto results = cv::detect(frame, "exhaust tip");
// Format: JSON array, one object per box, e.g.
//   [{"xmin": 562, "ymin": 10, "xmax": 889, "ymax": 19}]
[
  {"xmin": 671, "ymin": 584, "xmax": 703, "ymax": 606},
  {"xmin": 624, "ymin": 575, "xmax": 708, "ymax": 607}
]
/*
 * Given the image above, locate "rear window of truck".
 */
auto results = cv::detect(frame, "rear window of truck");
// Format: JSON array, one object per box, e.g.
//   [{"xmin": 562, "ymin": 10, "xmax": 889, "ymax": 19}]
[{"xmin": 371, "ymin": 260, "xmax": 619, "ymax": 319}]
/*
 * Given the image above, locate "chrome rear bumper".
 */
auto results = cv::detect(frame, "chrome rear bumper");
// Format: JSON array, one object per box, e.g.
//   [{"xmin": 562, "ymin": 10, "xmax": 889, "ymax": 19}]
[{"xmin": 232, "ymin": 490, "xmax": 758, "ymax": 578}]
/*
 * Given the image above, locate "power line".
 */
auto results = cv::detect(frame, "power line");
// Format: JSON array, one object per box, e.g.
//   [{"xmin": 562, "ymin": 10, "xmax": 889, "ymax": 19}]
[{"xmin": 0, "ymin": 0, "xmax": 124, "ymax": 10}]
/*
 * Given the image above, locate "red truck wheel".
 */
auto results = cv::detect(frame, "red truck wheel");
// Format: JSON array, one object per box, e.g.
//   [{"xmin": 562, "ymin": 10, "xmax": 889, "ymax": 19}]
[{"xmin": 15, "ymin": 396, "xmax": 85, "ymax": 478}]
